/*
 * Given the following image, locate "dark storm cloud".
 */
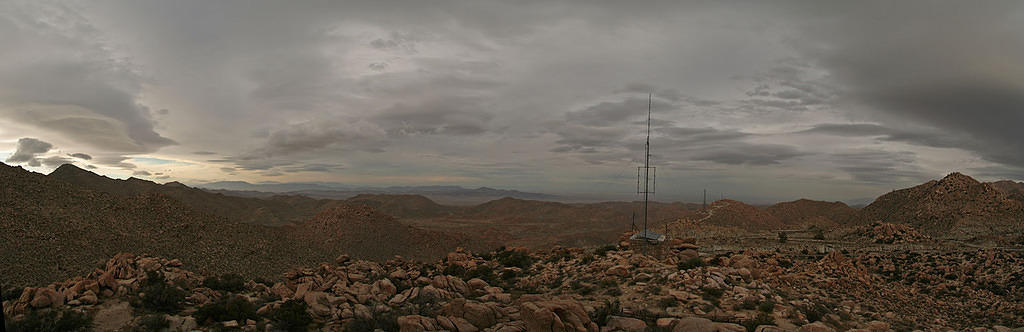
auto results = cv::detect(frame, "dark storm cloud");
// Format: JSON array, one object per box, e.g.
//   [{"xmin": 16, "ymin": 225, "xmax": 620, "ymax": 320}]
[
  {"xmin": 68, "ymin": 153, "xmax": 92, "ymax": 160},
  {"xmin": 828, "ymin": 150, "xmax": 926, "ymax": 184},
  {"xmin": 5, "ymin": 138, "xmax": 52, "ymax": 164},
  {"xmin": 40, "ymin": 156, "xmax": 74, "ymax": 168},
  {"xmin": 372, "ymin": 97, "xmax": 494, "ymax": 137},
  {"xmin": 792, "ymin": 1, "xmax": 1024, "ymax": 168},
  {"xmin": 689, "ymin": 143, "xmax": 804, "ymax": 166}
]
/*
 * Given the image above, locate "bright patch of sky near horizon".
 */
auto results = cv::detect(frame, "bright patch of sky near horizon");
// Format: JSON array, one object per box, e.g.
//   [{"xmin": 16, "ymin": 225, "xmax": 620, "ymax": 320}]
[{"xmin": 1, "ymin": 1, "xmax": 1023, "ymax": 204}]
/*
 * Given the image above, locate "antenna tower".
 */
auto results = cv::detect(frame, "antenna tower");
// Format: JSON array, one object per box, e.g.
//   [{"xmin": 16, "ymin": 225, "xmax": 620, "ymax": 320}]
[{"xmin": 636, "ymin": 93, "xmax": 656, "ymax": 251}]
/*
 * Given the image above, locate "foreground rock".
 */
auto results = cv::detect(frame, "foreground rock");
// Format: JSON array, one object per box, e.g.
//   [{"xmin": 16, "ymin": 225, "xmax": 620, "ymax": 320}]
[{"xmin": 5, "ymin": 243, "xmax": 1023, "ymax": 331}]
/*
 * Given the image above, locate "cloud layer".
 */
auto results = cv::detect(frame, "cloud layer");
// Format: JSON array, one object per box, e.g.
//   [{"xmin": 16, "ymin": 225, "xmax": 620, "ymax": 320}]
[{"xmin": 1, "ymin": 0, "xmax": 1022, "ymax": 203}]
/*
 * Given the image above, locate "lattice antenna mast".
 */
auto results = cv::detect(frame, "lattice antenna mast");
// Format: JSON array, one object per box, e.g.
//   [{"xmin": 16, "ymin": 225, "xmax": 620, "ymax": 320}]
[{"xmin": 636, "ymin": 93, "xmax": 656, "ymax": 250}]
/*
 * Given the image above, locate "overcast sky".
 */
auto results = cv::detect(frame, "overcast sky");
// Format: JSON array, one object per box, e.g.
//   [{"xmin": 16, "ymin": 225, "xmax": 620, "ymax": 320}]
[{"xmin": 2, "ymin": 0, "xmax": 1023, "ymax": 203}]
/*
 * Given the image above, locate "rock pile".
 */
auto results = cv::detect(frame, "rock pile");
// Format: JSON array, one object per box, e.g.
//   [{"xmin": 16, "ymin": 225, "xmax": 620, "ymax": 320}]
[{"xmin": 5, "ymin": 244, "xmax": 1024, "ymax": 331}]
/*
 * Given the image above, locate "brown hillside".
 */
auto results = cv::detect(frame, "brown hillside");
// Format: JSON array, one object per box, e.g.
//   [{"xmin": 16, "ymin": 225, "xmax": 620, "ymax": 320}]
[
  {"xmin": 766, "ymin": 198, "xmax": 857, "ymax": 227},
  {"xmin": 297, "ymin": 203, "xmax": 477, "ymax": 261},
  {"xmin": 343, "ymin": 193, "xmax": 452, "ymax": 219},
  {"xmin": 0, "ymin": 163, "xmax": 475, "ymax": 286},
  {"xmin": 703, "ymin": 199, "xmax": 783, "ymax": 229},
  {"xmin": 857, "ymin": 172, "xmax": 1024, "ymax": 239},
  {"xmin": 49, "ymin": 164, "xmax": 323, "ymax": 226}
]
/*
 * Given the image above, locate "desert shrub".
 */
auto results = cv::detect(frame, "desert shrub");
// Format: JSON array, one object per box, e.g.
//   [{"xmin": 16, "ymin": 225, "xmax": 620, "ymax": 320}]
[
  {"xmin": 569, "ymin": 280, "xmax": 595, "ymax": 296},
  {"xmin": 580, "ymin": 254, "xmax": 595, "ymax": 264},
  {"xmin": 758, "ymin": 301, "xmax": 775, "ymax": 313},
  {"xmin": 547, "ymin": 250, "xmax": 573, "ymax": 263},
  {"xmin": 605, "ymin": 287, "xmax": 622, "ymax": 296},
  {"xmin": 202, "ymin": 273, "xmax": 247, "ymax": 292},
  {"xmin": 657, "ymin": 296, "xmax": 678, "ymax": 308},
  {"xmin": 443, "ymin": 264, "xmax": 467, "ymax": 278},
  {"xmin": 594, "ymin": 245, "xmax": 617, "ymax": 257},
  {"xmin": 268, "ymin": 299, "xmax": 312, "ymax": 332},
  {"xmin": 597, "ymin": 278, "xmax": 618, "ymax": 289},
  {"xmin": 778, "ymin": 232, "xmax": 788, "ymax": 243},
  {"xmin": 138, "ymin": 271, "xmax": 186, "ymax": 313},
  {"xmin": 741, "ymin": 312, "xmax": 775, "ymax": 331},
  {"xmin": 195, "ymin": 295, "xmax": 258, "ymax": 325},
  {"xmin": 778, "ymin": 259, "xmax": 794, "ymax": 269},
  {"xmin": 590, "ymin": 300, "xmax": 621, "ymax": 326},
  {"xmin": 707, "ymin": 255, "xmax": 724, "ymax": 266},
  {"xmin": 678, "ymin": 257, "xmax": 705, "ymax": 270},
  {"xmin": 813, "ymin": 231, "xmax": 825, "ymax": 240},
  {"xmin": 344, "ymin": 311, "xmax": 399, "ymax": 332},
  {"xmin": 2, "ymin": 286, "xmax": 24, "ymax": 301},
  {"xmin": 5, "ymin": 308, "xmax": 93, "ymax": 332},
  {"xmin": 700, "ymin": 287, "xmax": 724, "ymax": 300},
  {"xmin": 736, "ymin": 298, "xmax": 758, "ymax": 311},
  {"xmin": 134, "ymin": 314, "xmax": 169, "ymax": 332},
  {"xmin": 496, "ymin": 249, "xmax": 534, "ymax": 269},
  {"xmin": 464, "ymin": 265, "xmax": 497, "ymax": 284},
  {"xmin": 801, "ymin": 303, "xmax": 829, "ymax": 322}
]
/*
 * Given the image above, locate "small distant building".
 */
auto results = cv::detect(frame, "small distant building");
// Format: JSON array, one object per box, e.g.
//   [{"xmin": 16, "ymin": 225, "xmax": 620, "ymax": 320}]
[{"xmin": 630, "ymin": 230, "xmax": 666, "ymax": 243}]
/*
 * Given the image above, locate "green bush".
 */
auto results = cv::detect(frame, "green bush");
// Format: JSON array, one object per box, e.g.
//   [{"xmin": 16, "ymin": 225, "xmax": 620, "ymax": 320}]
[
  {"xmin": 5, "ymin": 308, "xmax": 93, "ymax": 332},
  {"xmin": 464, "ymin": 265, "xmax": 497, "ymax": 284},
  {"xmin": 678, "ymin": 257, "xmax": 705, "ymax": 270},
  {"xmin": 657, "ymin": 296, "xmax": 678, "ymax": 308},
  {"xmin": 496, "ymin": 249, "xmax": 534, "ymax": 269},
  {"xmin": 202, "ymin": 273, "xmax": 247, "ymax": 292},
  {"xmin": 134, "ymin": 314, "xmax": 169, "ymax": 332},
  {"xmin": 138, "ymin": 271, "xmax": 186, "ymax": 313},
  {"xmin": 594, "ymin": 245, "xmax": 617, "ymax": 257},
  {"xmin": 700, "ymin": 287, "xmax": 724, "ymax": 300},
  {"xmin": 269, "ymin": 299, "xmax": 312, "ymax": 332},
  {"xmin": 195, "ymin": 295, "xmax": 258, "ymax": 325}
]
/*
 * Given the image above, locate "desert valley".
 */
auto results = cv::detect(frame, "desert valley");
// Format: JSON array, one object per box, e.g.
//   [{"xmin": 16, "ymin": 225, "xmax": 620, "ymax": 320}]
[
  {"xmin": 3, "ymin": 1, "xmax": 1024, "ymax": 331},
  {"xmin": 3, "ymin": 162, "xmax": 1024, "ymax": 331}
]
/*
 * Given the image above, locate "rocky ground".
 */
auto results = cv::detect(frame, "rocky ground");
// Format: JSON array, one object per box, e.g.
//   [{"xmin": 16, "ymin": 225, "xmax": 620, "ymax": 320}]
[{"xmin": 5, "ymin": 236, "xmax": 1023, "ymax": 332}]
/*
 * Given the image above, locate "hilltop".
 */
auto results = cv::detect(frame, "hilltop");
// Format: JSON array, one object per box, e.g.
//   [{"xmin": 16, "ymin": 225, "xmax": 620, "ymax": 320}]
[{"xmin": 856, "ymin": 172, "xmax": 1024, "ymax": 240}]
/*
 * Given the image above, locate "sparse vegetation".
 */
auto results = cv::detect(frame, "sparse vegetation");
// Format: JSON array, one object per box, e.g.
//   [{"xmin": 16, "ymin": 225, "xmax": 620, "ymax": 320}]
[
  {"xmin": 137, "ymin": 271, "xmax": 186, "ymax": 313},
  {"xmin": 195, "ymin": 294, "xmax": 258, "ymax": 325},
  {"xmin": 5, "ymin": 308, "xmax": 93, "ymax": 332},
  {"xmin": 678, "ymin": 257, "xmax": 705, "ymax": 270},
  {"xmin": 594, "ymin": 244, "xmax": 617, "ymax": 257},
  {"xmin": 202, "ymin": 273, "xmax": 247, "ymax": 292},
  {"xmin": 269, "ymin": 299, "xmax": 313, "ymax": 332},
  {"xmin": 135, "ymin": 314, "xmax": 170, "ymax": 332},
  {"xmin": 496, "ymin": 249, "xmax": 534, "ymax": 269}
]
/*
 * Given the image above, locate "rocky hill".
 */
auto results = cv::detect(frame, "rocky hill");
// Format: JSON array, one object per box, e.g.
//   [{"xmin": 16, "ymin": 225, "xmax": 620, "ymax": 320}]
[
  {"xmin": 765, "ymin": 199, "xmax": 857, "ymax": 227},
  {"xmin": 0, "ymin": 163, "xmax": 466, "ymax": 287},
  {"xmin": 700, "ymin": 199, "xmax": 784, "ymax": 229},
  {"xmin": 343, "ymin": 194, "xmax": 454, "ymax": 219},
  {"xmin": 294, "ymin": 203, "xmax": 482, "ymax": 261},
  {"xmin": 857, "ymin": 172, "xmax": 1024, "ymax": 240},
  {"xmin": 990, "ymin": 180, "xmax": 1024, "ymax": 202},
  {"xmin": 49, "ymin": 164, "xmax": 324, "ymax": 226}
]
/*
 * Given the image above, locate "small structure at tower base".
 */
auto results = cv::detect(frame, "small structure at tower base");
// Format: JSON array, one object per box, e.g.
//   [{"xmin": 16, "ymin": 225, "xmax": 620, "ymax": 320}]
[{"xmin": 629, "ymin": 230, "xmax": 666, "ymax": 243}]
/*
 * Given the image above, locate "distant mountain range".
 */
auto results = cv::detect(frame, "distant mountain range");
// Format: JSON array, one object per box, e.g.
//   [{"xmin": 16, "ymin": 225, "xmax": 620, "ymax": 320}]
[{"xmin": 197, "ymin": 180, "xmax": 560, "ymax": 205}]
